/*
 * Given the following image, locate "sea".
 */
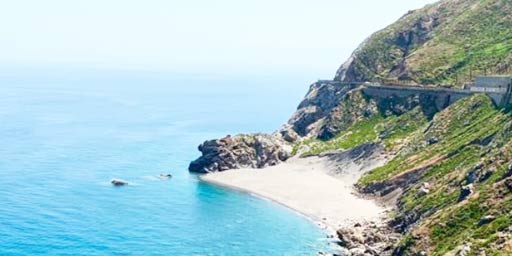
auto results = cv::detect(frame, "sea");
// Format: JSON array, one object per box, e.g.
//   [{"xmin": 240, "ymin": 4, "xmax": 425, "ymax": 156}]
[{"xmin": 0, "ymin": 69, "xmax": 334, "ymax": 256}]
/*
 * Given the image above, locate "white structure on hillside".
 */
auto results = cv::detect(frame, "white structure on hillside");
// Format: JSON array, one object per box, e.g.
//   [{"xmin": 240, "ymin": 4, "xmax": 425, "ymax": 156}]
[{"xmin": 470, "ymin": 76, "xmax": 512, "ymax": 94}]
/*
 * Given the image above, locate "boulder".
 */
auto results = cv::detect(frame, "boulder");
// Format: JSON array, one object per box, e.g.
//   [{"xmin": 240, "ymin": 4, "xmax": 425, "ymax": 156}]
[
  {"xmin": 336, "ymin": 229, "xmax": 352, "ymax": 247},
  {"xmin": 417, "ymin": 182, "xmax": 431, "ymax": 197},
  {"xmin": 478, "ymin": 215, "xmax": 496, "ymax": 226},
  {"xmin": 417, "ymin": 187, "xmax": 430, "ymax": 197},
  {"xmin": 478, "ymin": 169, "xmax": 494, "ymax": 182},
  {"xmin": 336, "ymin": 247, "xmax": 351, "ymax": 256},
  {"xmin": 466, "ymin": 171, "xmax": 477, "ymax": 184},
  {"xmin": 336, "ymin": 222, "xmax": 399, "ymax": 256},
  {"xmin": 457, "ymin": 184, "xmax": 473, "ymax": 202},
  {"xmin": 427, "ymin": 137, "xmax": 439, "ymax": 145},
  {"xmin": 503, "ymin": 163, "xmax": 512, "ymax": 178},
  {"xmin": 458, "ymin": 243, "xmax": 472, "ymax": 256},
  {"xmin": 279, "ymin": 128, "xmax": 299, "ymax": 143},
  {"xmin": 505, "ymin": 178, "xmax": 512, "ymax": 192},
  {"xmin": 348, "ymin": 247, "xmax": 366, "ymax": 256}
]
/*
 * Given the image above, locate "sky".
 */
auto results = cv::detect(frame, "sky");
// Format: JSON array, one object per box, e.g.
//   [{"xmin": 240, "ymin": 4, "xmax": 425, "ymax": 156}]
[{"xmin": 0, "ymin": 0, "xmax": 436, "ymax": 78}]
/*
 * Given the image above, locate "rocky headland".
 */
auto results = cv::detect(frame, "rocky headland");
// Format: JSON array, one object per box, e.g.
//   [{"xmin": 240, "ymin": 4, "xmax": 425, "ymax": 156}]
[{"xmin": 188, "ymin": 134, "xmax": 290, "ymax": 173}]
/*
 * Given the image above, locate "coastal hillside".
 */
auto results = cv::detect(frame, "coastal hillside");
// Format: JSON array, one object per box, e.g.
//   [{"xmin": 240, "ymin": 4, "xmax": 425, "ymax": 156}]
[
  {"xmin": 295, "ymin": 90, "xmax": 512, "ymax": 255},
  {"xmin": 280, "ymin": 0, "xmax": 512, "ymax": 141},
  {"xmin": 190, "ymin": 0, "xmax": 512, "ymax": 254},
  {"xmin": 335, "ymin": 0, "xmax": 512, "ymax": 86},
  {"xmin": 355, "ymin": 94, "xmax": 512, "ymax": 255},
  {"xmin": 336, "ymin": 93, "xmax": 512, "ymax": 254}
]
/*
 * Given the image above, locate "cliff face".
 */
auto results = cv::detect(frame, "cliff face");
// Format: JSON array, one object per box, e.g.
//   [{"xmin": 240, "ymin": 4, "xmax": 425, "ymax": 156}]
[{"xmin": 279, "ymin": 81, "xmax": 358, "ymax": 141}]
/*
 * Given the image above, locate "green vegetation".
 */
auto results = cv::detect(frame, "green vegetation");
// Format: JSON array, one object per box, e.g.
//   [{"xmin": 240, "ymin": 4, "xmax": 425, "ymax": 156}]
[
  {"xmin": 354, "ymin": 94, "xmax": 512, "ymax": 254},
  {"xmin": 359, "ymin": 94, "xmax": 506, "ymax": 185},
  {"xmin": 300, "ymin": 0, "xmax": 512, "ymax": 252},
  {"xmin": 337, "ymin": 0, "xmax": 512, "ymax": 87},
  {"xmin": 297, "ymin": 107, "xmax": 428, "ymax": 157},
  {"xmin": 300, "ymin": 116, "xmax": 384, "ymax": 157},
  {"xmin": 295, "ymin": 91, "xmax": 512, "ymax": 253}
]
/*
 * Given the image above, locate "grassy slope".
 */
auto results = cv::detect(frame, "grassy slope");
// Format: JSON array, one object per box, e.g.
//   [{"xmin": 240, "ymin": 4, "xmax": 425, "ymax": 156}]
[
  {"xmin": 299, "ymin": 94, "xmax": 512, "ymax": 254},
  {"xmin": 359, "ymin": 94, "xmax": 506, "ymax": 185},
  {"xmin": 388, "ymin": 96, "xmax": 512, "ymax": 255},
  {"xmin": 298, "ymin": 107, "xmax": 427, "ymax": 157},
  {"xmin": 385, "ymin": 95, "xmax": 512, "ymax": 255},
  {"xmin": 409, "ymin": 0, "xmax": 512, "ymax": 85},
  {"xmin": 339, "ymin": 0, "xmax": 512, "ymax": 87},
  {"xmin": 305, "ymin": 0, "xmax": 512, "ymax": 253}
]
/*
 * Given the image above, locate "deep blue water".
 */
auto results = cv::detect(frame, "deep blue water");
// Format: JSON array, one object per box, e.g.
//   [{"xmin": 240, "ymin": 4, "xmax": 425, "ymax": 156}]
[{"xmin": 0, "ymin": 70, "xmax": 333, "ymax": 255}]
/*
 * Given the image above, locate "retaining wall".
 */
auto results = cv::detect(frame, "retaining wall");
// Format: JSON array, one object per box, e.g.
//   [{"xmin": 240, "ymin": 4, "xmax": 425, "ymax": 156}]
[{"xmin": 362, "ymin": 84, "xmax": 507, "ymax": 108}]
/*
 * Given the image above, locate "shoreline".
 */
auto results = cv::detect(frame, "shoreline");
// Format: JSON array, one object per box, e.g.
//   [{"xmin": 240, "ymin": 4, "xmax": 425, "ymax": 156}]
[
  {"xmin": 199, "ymin": 174, "xmax": 338, "ymax": 234},
  {"xmin": 199, "ymin": 154, "xmax": 390, "ymax": 232}
]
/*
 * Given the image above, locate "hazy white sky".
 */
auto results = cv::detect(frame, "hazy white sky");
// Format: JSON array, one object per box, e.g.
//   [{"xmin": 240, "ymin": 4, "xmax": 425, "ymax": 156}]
[{"xmin": 1, "ymin": 0, "xmax": 436, "ymax": 77}]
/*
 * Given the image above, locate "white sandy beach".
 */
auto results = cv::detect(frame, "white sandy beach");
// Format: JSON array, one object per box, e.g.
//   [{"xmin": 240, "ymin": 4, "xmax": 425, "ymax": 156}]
[{"xmin": 200, "ymin": 154, "xmax": 389, "ymax": 230}]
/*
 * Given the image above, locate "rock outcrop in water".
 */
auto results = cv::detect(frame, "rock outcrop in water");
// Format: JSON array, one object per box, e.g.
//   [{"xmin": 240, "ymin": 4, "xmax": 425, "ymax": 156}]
[
  {"xmin": 188, "ymin": 134, "xmax": 290, "ymax": 173},
  {"xmin": 111, "ymin": 179, "xmax": 128, "ymax": 186}
]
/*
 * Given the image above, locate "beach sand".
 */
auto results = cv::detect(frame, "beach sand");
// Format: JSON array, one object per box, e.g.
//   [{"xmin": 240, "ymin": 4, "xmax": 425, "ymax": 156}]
[{"xmin": 200, "ymin": 153, "xmax": 389, "ymax": 230}]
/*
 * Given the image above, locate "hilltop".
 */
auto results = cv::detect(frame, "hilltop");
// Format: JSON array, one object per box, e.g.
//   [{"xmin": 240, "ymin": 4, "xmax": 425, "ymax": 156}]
[{"xmin": 335, "ymin": 0, "xmax": 512, "ymax": 87}]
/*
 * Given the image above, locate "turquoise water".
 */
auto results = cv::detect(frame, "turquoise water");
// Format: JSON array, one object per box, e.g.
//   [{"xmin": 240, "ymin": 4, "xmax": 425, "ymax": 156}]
[{"xmin": 0, "ymin": 71, "xmax": 333, "ymax": 255}]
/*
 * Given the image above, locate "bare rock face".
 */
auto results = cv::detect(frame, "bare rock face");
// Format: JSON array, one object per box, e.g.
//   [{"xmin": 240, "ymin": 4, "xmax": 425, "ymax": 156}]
[
  {"xmin": 318, "ymin": 89, "xmax": 379, "ymax": 140},
  {"xmin": 188, "ymin": 134, "xmax": 290, "ymax": 173},
  {"xmin": 280, "ymin": 80, "xmax": 356, "ymax": 139},
  {"xmin": 188, "ymin": 81, "xmax": 358, "ymax": 174}
]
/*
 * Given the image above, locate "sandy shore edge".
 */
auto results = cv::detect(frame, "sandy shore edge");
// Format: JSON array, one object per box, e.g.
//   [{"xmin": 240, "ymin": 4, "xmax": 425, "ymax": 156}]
[
  {"xmin": 199, "ymin": 175, "xmax": 336, "ymax": 232},
  {"xmin": 199, "ymin": 155, "xmax": 389, "ymax": 232}
]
